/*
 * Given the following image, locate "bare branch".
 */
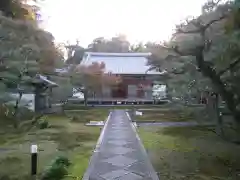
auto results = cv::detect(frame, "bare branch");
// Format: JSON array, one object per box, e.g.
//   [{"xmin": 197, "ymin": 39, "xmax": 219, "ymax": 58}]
[
  {"xmin": 204, "ymin": 15, "xmax": 226, "ymax": 30},
  {"xmin": 202, "ymin": 0, "xmax": 224, "ymax": 13},
  {"xmin": 216, "ymin": 0, "xmax": 223, "ymax": 5},
  {"xmin": 159, "ymin": 45, "xmax": 186, "ymax": 56},
  {"xmin": 206, "ymin": 0, "xmax": 223, "ymax": 8},
  {"xmin": 218, "ymin": 58, "xmax": 240, "ymax": 76},
  {"xmin": 176, "ymin": 14, "xmax": 226, "ymax": 35},
  {"xmin": 176, "ymin": 29, "xmax": 201, "ymax": 34}
]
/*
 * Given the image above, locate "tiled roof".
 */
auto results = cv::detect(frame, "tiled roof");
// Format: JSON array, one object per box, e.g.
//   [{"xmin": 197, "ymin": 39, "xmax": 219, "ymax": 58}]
[
  {"xmin": 36, "ymin": 74, "xmax": 58, "ymax": 87},
  {"xmin": 80, "ymin": 52, "xmax": 162, "ymax": 75}
]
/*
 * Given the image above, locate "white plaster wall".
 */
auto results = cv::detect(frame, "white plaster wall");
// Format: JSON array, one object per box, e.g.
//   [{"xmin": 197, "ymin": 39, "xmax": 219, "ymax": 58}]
[{"xmin": 9, "ymin": 93, "xmax": 35, "ymax": 111}]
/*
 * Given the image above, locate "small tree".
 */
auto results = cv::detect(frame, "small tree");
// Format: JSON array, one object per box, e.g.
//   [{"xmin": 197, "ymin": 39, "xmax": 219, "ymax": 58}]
[
  {"xmin": 71, "ymin": 62, "xmax": 121, "ymax": 105},
  {"xmin": 0, "ymin": 14, "xmax": 62, "ymax": 128}
]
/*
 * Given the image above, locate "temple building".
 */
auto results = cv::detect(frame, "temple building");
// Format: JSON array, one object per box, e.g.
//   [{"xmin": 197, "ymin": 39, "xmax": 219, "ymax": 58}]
[{"xmin": 80, "ymin": 52, "xmax": 163, "ymax": 102}]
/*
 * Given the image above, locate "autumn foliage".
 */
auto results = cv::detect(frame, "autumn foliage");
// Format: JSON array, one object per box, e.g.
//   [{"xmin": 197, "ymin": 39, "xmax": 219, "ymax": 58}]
[{"xmin": 73, "ymin": 61, "xmax": 122, "ymax": 93}]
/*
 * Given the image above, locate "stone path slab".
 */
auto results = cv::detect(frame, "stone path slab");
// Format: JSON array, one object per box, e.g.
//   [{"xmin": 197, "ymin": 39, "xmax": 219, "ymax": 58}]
[{"xmin": 83, "ymin": 110, "xmax": 159, "ymax": 180}]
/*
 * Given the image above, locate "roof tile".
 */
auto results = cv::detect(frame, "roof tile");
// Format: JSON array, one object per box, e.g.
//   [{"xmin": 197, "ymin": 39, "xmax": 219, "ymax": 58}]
[{"xmin": 80, "ymin": 52, "xmax": 161, "ymax": 75}]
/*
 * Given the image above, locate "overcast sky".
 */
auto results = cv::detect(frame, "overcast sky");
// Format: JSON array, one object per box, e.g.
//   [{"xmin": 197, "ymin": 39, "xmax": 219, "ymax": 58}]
[{"xmin": 40, "ymin": 0, "xmax": 207, "ymax": 47}]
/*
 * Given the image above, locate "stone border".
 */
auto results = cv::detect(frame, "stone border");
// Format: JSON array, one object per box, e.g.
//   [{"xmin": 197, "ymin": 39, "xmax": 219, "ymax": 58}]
[
  {"xmin": 82, "ymin": 111, "xmax": 112, "ymax": 180},
  {"xmin": 126, "ymin": 112, "xmax": 160, "ymax": 180}
]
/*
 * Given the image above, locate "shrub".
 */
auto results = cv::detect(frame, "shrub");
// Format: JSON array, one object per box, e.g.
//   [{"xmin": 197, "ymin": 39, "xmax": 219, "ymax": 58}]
[
  {"xmin": 71, "ymin": 116, "xmax": 79, "ymax": 122},
  {"xmin": 54, "ymin": 156, "xmax": 71, "ymax": 167},
  {"xmin": 38, "ymin": 120, "xmax": 49, "ymax": 129},
  {"xmin": 41, "ymin": 156, "xmax": 71, "ymax": 180},
  {"xmin": 38, "ymin": 116, "xmax": 50, "ymax": 129}
]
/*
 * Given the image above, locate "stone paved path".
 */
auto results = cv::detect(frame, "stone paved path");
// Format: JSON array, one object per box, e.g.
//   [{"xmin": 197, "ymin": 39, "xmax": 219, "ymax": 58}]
[{"xmin": 83, "ymin": 110, "xmax": 159, "ymax": 180}]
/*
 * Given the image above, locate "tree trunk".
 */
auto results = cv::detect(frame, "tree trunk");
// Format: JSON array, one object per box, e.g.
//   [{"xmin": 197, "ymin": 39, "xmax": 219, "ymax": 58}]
[
  {"xmin": 214, "ymin": 93, "xmax": 225, "ymax": 137},
  {"xmin": 196, "ymin": 52, "xmax": 240, "ymax": 123},
  {"xmin": 196, "ymin": 90, "xmax": 201, "ymax": 104},
  {"xmin": 83, "ymin": 89, "xmax": 88, "ymax": 106},
  {"xmin": 13, "ymin": 91, "xmax": 23, "ymax": 128}
]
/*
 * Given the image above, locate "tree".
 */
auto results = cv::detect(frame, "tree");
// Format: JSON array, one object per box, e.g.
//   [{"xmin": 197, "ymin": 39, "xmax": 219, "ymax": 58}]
[
  {"xmin": 65, "ymin": 35, "xmax": 131, "ymax": 65},
  {"xmin": 87, "ymin": 35, "xmax": 130, "ymax": 53},
  {"xmin": 65, "ymin": 42, "xmax": 85, "ymax": 65},
  {"xmin": 50, "ymin": 74, "xmax": 73, "ymax": 104},
  {"xmin": 0, "ymin": 0, "xmax": 40, "ymax": 20},
  {"xmin": 130, "ymin": 42, "xmax": 146, "ymax": 52},
  {"xmin": 0, "ymin": 8, "xmax": 64, "ymax": 127},
  {"xmin": 147, "ymin": 0, "xmax": 240, "ymax": 138},
  {"xmin": 175, "ymin": 1, "xmax": 240, "ymax": 121},
  {"xmin": 70, "ymin": 62, "xmax": 121, "ymax": 105}
]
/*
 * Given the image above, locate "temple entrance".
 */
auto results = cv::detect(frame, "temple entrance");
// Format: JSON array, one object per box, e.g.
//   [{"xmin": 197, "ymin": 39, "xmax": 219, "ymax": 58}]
[
  {"xmin": 137, "ymin": 84, "xmax": 145, "ymax": 98},
  {"xmin": 111, "ymin": 83, "xmax": 127, "ymax": 98}
]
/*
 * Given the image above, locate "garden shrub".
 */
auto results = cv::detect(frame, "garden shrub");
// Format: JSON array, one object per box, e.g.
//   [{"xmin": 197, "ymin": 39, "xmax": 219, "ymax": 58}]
[
  {"xmin": 41, "ymin": 156, "xmax": 71, "ymax": 180},
  {"xmin": 37, "ymin": 116, "xmax": 50, "ymax": 129}
]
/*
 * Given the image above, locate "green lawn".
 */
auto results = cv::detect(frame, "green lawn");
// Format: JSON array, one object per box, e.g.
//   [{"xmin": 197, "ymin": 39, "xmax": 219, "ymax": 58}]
[
  {"xmin": 64, "ymin": 108, "xmax": 110, "ymax": 122},
  {"xmin": 135, "ymin": 108, "xmax": 195, "ymax": 122},
  {"xmin": 139, "ymin": 126, "xmax": 240, "ymax": 180},
  {"xmin": 0, "ymin": 109, "xmax": 108, "ymax": 180},
  {"xmin": 63, "ymin": 103, "xmax": 170, "ymax": 111}
]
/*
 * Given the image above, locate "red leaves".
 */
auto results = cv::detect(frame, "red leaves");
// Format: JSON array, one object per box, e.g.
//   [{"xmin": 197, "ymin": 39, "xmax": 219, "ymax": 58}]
[
  {"xmin": 75, "ymin": 61, "xmax": 122, "ymax": 89},
  {"xmin": 76, "ymin": 61, "xmax": 105, "ymax": 75}
]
